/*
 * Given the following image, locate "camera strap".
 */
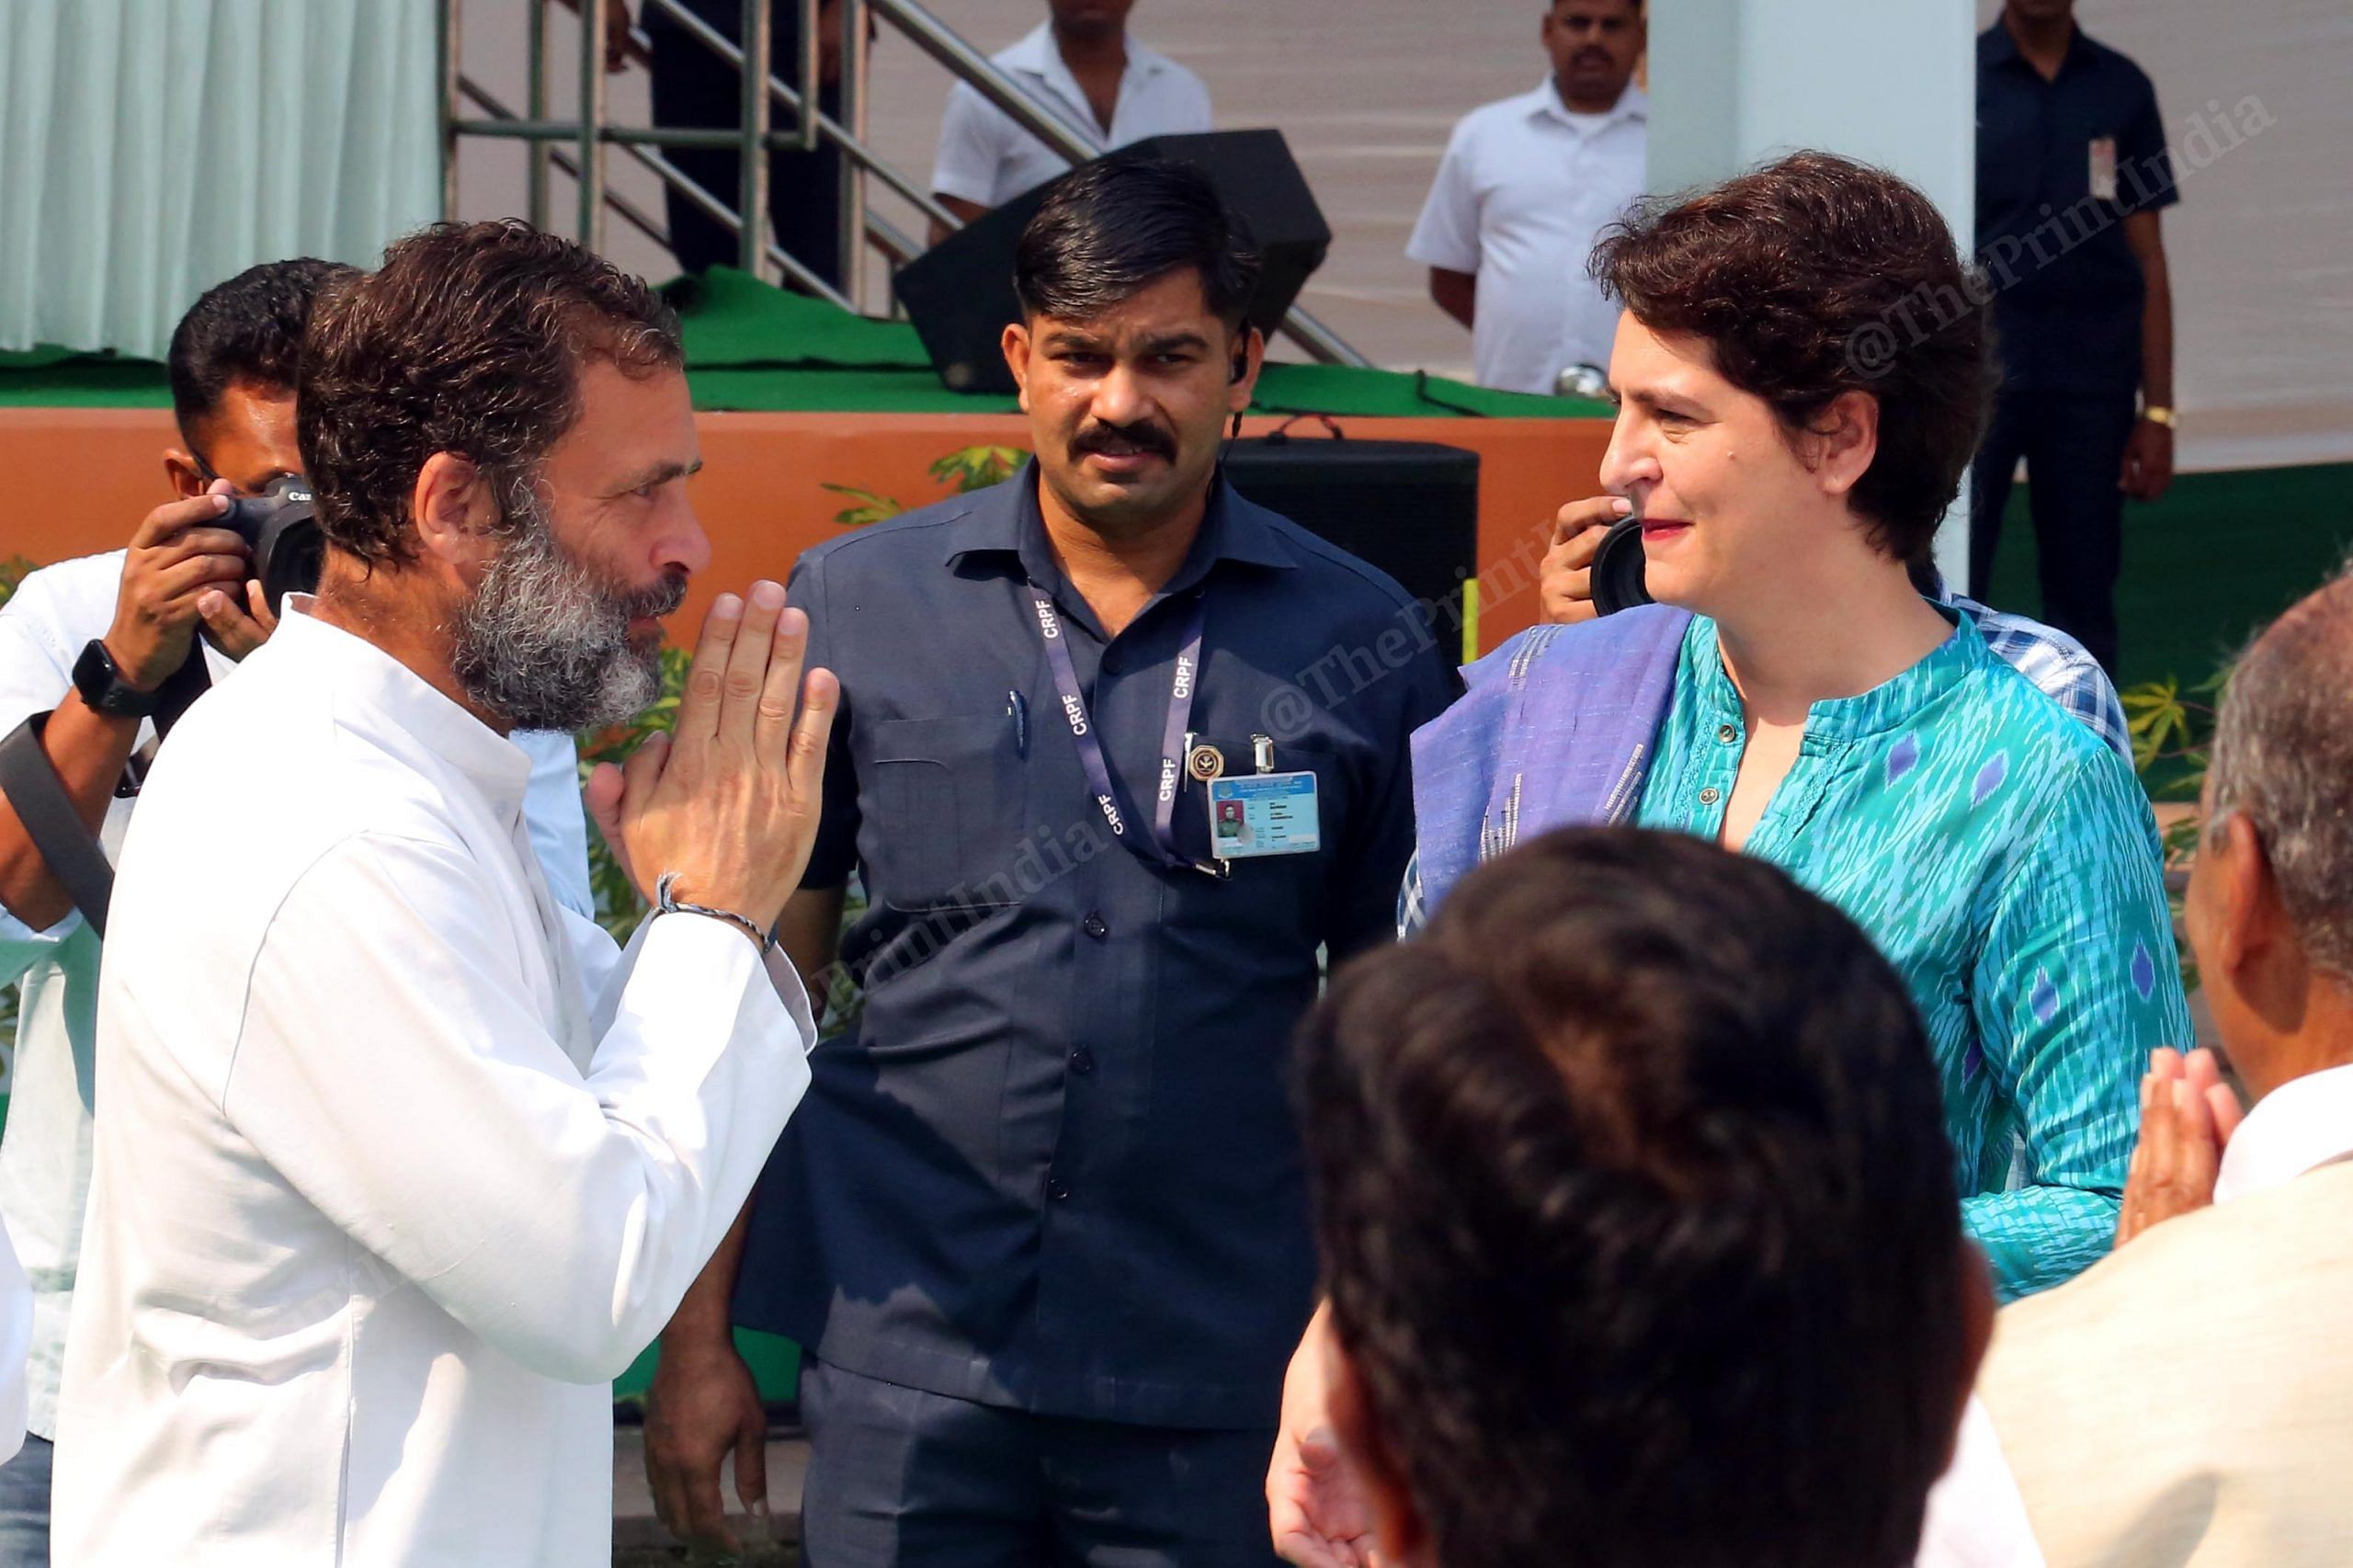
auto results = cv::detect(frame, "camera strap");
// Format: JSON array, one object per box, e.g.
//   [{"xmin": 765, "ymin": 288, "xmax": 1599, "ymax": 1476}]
[
  {"xmin": 116, "ymin": 651, "xmax": 213, "ymax": 799},
  {"xmin": 0, "ymin": 713, "xmax": 115, "ymax": 938},
  {"xmin": 0, "ymin": 650, "xmax": 215, "ymax": 937}
]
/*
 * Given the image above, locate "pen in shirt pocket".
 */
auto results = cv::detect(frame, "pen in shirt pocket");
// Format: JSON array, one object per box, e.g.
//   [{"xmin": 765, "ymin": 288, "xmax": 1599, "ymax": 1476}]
[{"xmin": 1007, "ymin": 688, "xmax": 1029, "ymax": 757}]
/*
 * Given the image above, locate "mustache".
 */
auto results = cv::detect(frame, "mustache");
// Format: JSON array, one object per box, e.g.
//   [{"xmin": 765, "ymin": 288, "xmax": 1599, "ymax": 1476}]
[
  {"xmin": 619, "ymin": 571, "xmax": 689, "ymax": 622},
  {"xmin": 1070, "ymin": 421, "xmax": 1176, "ymax": 461}
]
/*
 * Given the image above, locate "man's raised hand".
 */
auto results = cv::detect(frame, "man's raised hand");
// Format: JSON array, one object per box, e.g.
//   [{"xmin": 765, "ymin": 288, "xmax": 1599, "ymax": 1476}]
[{"xmin": 586, "ymin": 583, "xmax": 837, "ymax": 939}]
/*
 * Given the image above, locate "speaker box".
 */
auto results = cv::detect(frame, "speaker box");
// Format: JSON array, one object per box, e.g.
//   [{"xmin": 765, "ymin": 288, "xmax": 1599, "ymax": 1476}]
[
  {"xmin": 893, "ymin": 129, "xmax": 1333, "ymax": 395},
  {"xmin": 1221, "ymin": 434, "xmax": 1480, "ymax": 617}
]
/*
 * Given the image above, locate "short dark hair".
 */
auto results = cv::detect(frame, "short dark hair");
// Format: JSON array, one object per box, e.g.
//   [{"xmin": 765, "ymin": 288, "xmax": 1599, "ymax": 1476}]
[
  {"xmin": 298, "ymin": 220, "xmax": 682, "ymax": 565},
  {"xmin": 1297, "ymin": 827, "xmax": 1971, "ymax": 1568},
  {"xmin": 1592, "ymin": 152, "xmax": 1995, "ymax": 563},
  {"xmin": 166, "ymin": 258, "xmax": 358, "ymax": 444},
  {"xmin": 1013, "ymin": 157, "xmax": 1262, "ymax": 329}
]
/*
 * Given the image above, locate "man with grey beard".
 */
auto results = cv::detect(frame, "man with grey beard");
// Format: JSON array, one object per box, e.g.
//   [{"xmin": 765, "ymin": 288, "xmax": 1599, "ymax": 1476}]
[{"xmin": 50, "ymin": 221, "xmax": 839, "ymax": 1567}]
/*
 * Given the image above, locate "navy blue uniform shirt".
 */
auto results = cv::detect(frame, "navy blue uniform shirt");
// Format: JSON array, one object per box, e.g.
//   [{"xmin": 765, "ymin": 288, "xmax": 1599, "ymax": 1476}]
[
  {"xmin": 737, "ymin": 463, "xmax": 1457, "ymax": 1427},
  {"xmin": 1976, "ymin": 21, "xmax": 2176, "ymax": 392}
]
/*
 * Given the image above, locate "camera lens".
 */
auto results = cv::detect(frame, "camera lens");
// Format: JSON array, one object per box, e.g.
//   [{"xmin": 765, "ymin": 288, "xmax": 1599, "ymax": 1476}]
[{"xmin": 1591, "ymin": 515, "xmax": 1654, "ymax": 617}]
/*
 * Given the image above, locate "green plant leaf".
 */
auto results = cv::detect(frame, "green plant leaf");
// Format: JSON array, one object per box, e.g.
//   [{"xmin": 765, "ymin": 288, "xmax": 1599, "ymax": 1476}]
[
  {"xmin": 927, "ymin": 445, "xmax": 1028, "ymax": 494},
  {"xmin": 574, "ymin": 643, "xmax": 694, "ymax": 940},
  {"xmin": 820, "ymin": 483, "xmax": 905, "ymax": 529}
]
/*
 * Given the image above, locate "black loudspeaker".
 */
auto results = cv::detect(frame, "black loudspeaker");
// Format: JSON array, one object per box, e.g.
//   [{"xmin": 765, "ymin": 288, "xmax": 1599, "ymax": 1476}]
[
  {"xmin": 893, "ymin": 129, "xmax": 1333, "ymax": 395},
  {"xmin": 1221, "ymin": 433, "xmax": 1479, "ymax": 616}
]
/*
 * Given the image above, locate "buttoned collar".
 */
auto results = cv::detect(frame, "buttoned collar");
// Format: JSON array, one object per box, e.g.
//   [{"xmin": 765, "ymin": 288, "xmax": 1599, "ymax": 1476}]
[
  {"xmin": 940, "ymin": 460, "xmax": 1297, "ymax": 585},
  {"xmin": 273, "ymin": 597, "xmax": 533, "ymax": 812},
  {"xmin": 1978, "ymin": 18, "xmax": 2087, "ymax": 79},
  {"xmin": 998, "ymin": 22, "xmax": 1173, "ymax": 136},
  {"xmin": 2213, "ymin": 1060, "xmax": 2353, "ymax": 1205},
  {"xmin": 1525, "ymin": 79, "xmax": 1648, "ymax": 133},
  {"xmin": 1687, "ymin": 605, "xmax": 1980, "ymax": 745}
]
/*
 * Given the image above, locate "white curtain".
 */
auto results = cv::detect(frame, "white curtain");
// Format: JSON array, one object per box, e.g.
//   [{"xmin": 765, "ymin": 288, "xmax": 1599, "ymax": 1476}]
[{"xmin": 0, "ymin": 0, "xmax": 438, "ymax": 361}]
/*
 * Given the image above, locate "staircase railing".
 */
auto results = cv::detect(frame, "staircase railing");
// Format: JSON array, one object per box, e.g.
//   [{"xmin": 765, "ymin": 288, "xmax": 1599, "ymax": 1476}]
[{"xmin": 436, "ymin": 0, "xmax": 1370, "ymax": 363}]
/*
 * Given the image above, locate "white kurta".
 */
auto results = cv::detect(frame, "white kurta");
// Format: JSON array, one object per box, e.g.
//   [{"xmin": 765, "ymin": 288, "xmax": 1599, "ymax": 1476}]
[
  {"xmin": 0, "ymin": 547, "xmax": 595, "ymax": 1446},
  {"xmin": 51, "ymin": 604, "xmax": 814, "ymax": 1565}
]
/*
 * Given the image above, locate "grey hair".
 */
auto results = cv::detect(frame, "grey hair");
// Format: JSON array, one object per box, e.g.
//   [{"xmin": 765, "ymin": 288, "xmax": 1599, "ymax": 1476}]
[{"xmin": 2204, "ymin": 571, "xmax": 2353, "ymax": 978}]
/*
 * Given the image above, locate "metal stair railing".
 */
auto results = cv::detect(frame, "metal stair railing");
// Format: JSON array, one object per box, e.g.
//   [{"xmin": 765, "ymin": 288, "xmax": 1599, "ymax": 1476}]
[{"xmin": 437, "ymin": 0, "xmax": 1370, "ymax": 365}]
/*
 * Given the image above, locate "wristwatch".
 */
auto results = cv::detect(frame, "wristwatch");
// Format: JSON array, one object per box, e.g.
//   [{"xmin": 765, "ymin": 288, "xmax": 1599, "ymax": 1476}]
[
  {"xmin": 72, "ymin": 639, "xmax": 161, "ymax": 719},
  {"xmin": 2141, "ymin": 405, "xmax": 2177, "ymax": 428}
]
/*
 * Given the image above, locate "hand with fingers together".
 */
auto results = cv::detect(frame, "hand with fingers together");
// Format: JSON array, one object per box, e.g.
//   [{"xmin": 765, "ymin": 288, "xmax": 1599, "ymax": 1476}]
[
  {"xmin": 584, "ymin": 580, "xmax": 839, "ymax": 947},
  {"xmin": 2116, "ymin": 1046, "xmax": 2246, "ymax": 1248},
  {"xmin": 1539, "ymin": 495, "xmax": 1634, "ymax": 625}
]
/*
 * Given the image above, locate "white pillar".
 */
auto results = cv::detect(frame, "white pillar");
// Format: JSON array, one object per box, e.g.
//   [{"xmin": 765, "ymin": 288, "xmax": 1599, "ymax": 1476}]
[{"xmin": 1646, "ymin": 1, "xmax": 1980, "ymax": 585}]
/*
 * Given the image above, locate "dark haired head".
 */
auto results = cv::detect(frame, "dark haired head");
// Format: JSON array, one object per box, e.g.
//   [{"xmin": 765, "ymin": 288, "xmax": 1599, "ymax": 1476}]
[
  {"xmin": 1298, "ymin": 826, "xmax": 1984, "ymax": 1568},
  {"xmin": 297, "ymin": 220, "xmax": 681, "ymax": 565},
  {"xmin": 1591, "ymin": 152, "xmax": 1995, "ymax": 562},
  {"xmin": 1013, "ymin": 157, "xmax": 1261, "ymax": 330},
  {"xmin": 167, "ymin": 258, "xmax": 358, "ymax": 449}
]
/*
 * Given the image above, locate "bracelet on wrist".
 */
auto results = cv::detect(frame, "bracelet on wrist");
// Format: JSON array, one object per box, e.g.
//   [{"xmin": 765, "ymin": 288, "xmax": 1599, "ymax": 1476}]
[{"xmin": 654, "ymin": 872, "xmax": 773, "ymax": 952}]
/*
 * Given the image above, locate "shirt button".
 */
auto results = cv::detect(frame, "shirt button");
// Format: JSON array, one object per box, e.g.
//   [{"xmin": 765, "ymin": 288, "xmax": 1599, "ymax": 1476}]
[
  {"xmin": 1069, "ymin": 1047, "xmax": 1096, "ymax": 1075},
  {"xmin": 1082, "ymin": 912, "xmax": 1109, "ymax": 939},
  {"xmin": 1046, "ymin": 1176, "xmax": 1072, "ymax": 1201},
  {"xmin": 1718, "ymin": 724, "xmax": 1739, "ymax": 744},
  {"xmin": 1699, "ymin": 787, "xmax": 1722, "ymax": 806}
]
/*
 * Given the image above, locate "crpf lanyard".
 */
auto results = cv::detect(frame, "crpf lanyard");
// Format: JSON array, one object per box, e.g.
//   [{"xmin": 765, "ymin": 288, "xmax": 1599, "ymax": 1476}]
[{"xmin": 1030, "ymin": 585, "xmax": 1211, "ymax": 874}]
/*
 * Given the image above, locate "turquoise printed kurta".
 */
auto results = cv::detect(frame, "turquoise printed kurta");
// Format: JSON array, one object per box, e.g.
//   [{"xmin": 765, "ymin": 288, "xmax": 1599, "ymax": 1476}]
[{"xmin": 1636, "ymin": 612, "xmax": 2190, "ymax": 1301}]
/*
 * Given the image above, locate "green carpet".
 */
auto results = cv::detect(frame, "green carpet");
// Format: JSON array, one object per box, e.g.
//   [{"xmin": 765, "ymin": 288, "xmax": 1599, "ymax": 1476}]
[{"xmin": 1983, "ymin": 461, "xmax": 2353, "ymax": 699}]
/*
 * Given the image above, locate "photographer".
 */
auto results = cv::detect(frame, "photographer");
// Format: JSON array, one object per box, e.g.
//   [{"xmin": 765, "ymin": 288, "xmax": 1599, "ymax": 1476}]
[{"xmin": 0, "ymin": 259, "xmax": 592, "ymax": 1563}]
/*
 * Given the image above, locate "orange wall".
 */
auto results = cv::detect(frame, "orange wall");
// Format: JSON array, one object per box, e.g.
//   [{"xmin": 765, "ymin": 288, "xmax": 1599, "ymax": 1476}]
[{"xmin": 0, "ymin": 409, "xmax": 1611, "ymax": 658}]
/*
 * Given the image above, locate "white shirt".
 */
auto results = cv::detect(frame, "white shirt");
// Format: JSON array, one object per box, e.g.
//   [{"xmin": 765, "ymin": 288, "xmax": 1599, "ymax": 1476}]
[
  {"xmin": 1915, "ymin": 1062, "xmax": 2353, "ymax": 1568},
  {"xmin": 51, "ymin": 605, "xmax": 813, "ymax": 1565},
  {"xmin": 1406, "ymin": 81, "xmax": 1649, "ymax": 394},
  {"xmin": 930, "ymin": 22, "xmax": 1213, "ymax": 210},
  {"xmin": 0, "ymin": 548, "xmax": 592, "ymax": 1443},
  {"xmin": 0, "ymin": 1219, "xmax": 28, "ymax": 1466},
  {"xmin": 2212, "ymin": 1061, "xmax": 2353, "ymax": 1204}
]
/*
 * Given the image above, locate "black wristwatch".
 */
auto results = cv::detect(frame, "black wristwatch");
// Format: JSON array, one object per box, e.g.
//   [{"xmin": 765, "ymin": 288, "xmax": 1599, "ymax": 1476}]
[{"xmin": 73, "ymin": 639, "xmax": 161, "ymax": 719}]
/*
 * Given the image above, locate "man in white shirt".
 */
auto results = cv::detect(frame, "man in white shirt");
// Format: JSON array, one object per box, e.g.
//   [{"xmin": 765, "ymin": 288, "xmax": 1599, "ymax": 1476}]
[
  {"xmin": 1917, "ymin": 570, "xmax": 2353, "ymax": 1567},
  {"xmin": 1407, "ymin": 0, "xmax": 1648, "ymax": 394},
  {"xmin": 0, "ymin": 259, "xmax": 593, "ymax": 1566},
  {"xmin": 927, "ymin": 0, "xmax": 1212, "ymax": 239},
  {"xmin": 50, "ymin": 221, "xmax": 838, "ymax": 1566}
]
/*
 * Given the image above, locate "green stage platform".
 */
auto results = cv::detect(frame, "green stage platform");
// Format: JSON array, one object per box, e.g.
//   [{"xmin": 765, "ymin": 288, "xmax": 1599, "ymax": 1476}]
[{"xmin": 0, "ymin": 267, "xmax": 1598, "ymax": 422}]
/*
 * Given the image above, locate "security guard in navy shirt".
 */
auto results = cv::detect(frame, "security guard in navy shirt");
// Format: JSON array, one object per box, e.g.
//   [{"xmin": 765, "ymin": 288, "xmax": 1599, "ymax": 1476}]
[
  {"xmin": 1971, "ymin": 0, "xmax": 2179, "ymax": 674},
  {"xmin": 642, "ymin": 158, "xmax": 1457, "ymax": 1563}
]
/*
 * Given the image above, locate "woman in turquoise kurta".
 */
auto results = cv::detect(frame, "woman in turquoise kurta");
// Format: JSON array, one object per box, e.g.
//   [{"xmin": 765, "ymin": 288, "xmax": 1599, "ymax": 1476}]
[
  {"xmin": 1638, "ymin": 611, "xmax": 2187, "ymax": 1299},
  {"xmin": 1400, "ymin": 154, "xmax": 2190, "ymax": 1302}
]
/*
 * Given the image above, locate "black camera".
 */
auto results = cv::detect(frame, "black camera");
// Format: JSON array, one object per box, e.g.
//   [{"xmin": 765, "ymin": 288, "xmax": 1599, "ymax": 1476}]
[
  {"xmin": 219, "ymin": 475, "xmax": 324, "ymax": 611},
  {"xmin": 1590, "ymin": 512, "xmax": 1654, "ymax": 617}
]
